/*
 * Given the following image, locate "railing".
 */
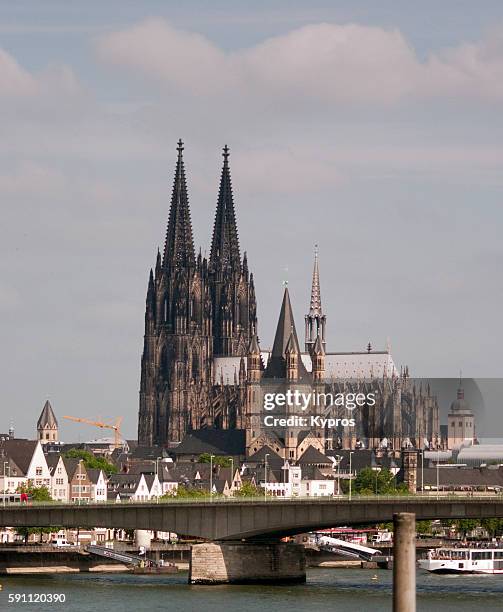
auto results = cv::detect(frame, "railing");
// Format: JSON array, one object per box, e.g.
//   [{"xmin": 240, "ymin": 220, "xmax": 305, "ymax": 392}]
[{"xmin": 2, "ymin": 492, "xmax": 503, "ymax": 508}]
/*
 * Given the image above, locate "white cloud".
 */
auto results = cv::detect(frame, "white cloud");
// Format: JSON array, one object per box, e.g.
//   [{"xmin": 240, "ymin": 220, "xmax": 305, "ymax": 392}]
[
  {"xmin": 0, "ymin": 47, "xmax": 79, "ymax": 98},
  {"xmin": 96, "ymin": 18, "xmax": 503, "ymax": 105}
]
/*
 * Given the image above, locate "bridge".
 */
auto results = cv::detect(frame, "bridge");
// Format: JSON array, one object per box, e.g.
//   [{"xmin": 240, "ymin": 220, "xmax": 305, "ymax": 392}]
[{"xmin": 1, "ymin": 496, "xmax": 502, "ymax": 540}]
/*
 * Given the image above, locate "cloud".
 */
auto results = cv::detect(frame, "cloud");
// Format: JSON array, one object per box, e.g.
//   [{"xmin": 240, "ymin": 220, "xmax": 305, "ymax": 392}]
[
  {"xmin": 96, "ymin": 18, "xmax": 503, "ymax": 106},
  {"xmin": 0, "ymin": 47, "xmax": 79, "ymax": 98}
]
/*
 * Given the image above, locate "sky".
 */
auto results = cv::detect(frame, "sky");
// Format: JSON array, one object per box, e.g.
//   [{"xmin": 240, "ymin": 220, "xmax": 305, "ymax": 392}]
[{"xmin": 1, "ymin": 1, "xmax": 503, "ymax": 440}]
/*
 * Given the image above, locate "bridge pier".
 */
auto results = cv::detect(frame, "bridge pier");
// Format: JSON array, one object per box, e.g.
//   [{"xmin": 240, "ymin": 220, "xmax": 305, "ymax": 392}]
[{"xmin": 189, "ymin": 542, "xmax": 306, "ymax": 585}]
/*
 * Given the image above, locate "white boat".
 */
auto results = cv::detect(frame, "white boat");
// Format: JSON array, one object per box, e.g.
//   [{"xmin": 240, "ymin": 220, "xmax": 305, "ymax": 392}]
[{"xmin": 420, "ymin": 546, "xmax": 503, "ymax": 574}]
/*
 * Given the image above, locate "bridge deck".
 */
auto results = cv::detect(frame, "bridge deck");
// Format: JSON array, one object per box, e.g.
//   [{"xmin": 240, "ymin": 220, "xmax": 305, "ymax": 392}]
[{"xmin": 1, "ymin": 496, "xmax": 502, "ymax": 540}]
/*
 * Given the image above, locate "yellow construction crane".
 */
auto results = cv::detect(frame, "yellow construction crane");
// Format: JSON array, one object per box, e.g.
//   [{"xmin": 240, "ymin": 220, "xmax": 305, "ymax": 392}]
[{"xmin": 63, "ymin": 415, "xmax": 123, "ymax": 449}]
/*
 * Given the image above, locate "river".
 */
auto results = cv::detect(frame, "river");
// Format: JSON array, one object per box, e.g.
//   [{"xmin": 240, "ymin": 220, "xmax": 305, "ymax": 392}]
[{"xmin": 2, "ymin": 569, "xmax": 502, "ymax": 611}]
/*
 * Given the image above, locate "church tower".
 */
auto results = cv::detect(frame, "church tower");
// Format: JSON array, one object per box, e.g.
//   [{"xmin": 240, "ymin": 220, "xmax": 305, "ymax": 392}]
[
  {"xmin": 37, "ymin": 400, "xmax": 58, "ymax": 444},
  {"xmin": 305, "ymin": 247, "xmax": 326, "ymax": 353},
  {"xmin": 138, "ymin": 141, "xmax": 213, "ymax": 446},
  {"xmin": 209, "ymin": 146, "xmax": 257, "ymax": 356},
  {"xmin": 138, "ymin": 142, "xmax": 257, "ymax": 447}
]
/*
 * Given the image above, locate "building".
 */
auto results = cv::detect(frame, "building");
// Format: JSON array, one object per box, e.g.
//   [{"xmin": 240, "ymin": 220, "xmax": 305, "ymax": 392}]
[
  {"xmin": 0, "ymin": 439, "xmax": 51, "ymax": 491},
  {"xmin": 37, "ymin": 400, "xmax": 59, "ymax": 445},
  {"xmin": 138, "ymin": 142, "xmax": 256, "ymax": 446},
  {"xmin": 47, "ymin": 454, "xmax": 70, "ymax": 501},
  {"xmin": 447, "ymin": 380, "xmax": 475, "ymax": 449},
  {"xmin": 138, "ymin": 143, "xmax": 440, "ymax": 453}
]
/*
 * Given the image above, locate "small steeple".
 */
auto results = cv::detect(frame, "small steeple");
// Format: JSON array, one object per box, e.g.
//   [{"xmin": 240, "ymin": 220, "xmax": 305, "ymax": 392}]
[
  {"xmin": 37, "ymin": 400, "xmax": 58, "ymax": 444},
  {"xmin": 265, "ymin": 287, "xmax": 309, "ymax": 380},
  {"xmin": 210, "ymin": 145, "xmax": 241, "ymax": 271},
  {"xmin": 163, "ymin": 139, "xmax": 196, "ymax": 270},
  {"xmin": 309, "ymin": 245, "xmax": 322, "ymax": 317},
  {"xmin": 305, "ymin": 246, "xmax": 327, "ymax": 352}
]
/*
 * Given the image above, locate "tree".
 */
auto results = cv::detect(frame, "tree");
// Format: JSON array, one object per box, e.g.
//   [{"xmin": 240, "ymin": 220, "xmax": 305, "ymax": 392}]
[
  {"xmin": 416, "ymin": 520, "xmax": 432, "ymax": 535},
  {"xmin": 353, "ymin": 467, "xmax": 405, "ymax": 495},
  {"xmin": 64, "ymin": 449, "xmax": 117, "ymax": 475},
  {"xmin": 198, "ymin": 454, "xmax": 232, "ymax": 467},
  {"xmin": 234, "ymin": 482, "xmax": 263, "ymax": 497},
  {"xmin": 456, "ymin": 519, "xmax": 479, "ymax": 537},
  {"xmin": 481, "ymin": 518, "xmax": 503, "ymax": 537},
  {"xmin": 17, "ymin": 483, "xmax": 52, "ymax": 502},
  {"xmin": 163, "ymin": 485, "xmax": 209, "ymax": 499}
]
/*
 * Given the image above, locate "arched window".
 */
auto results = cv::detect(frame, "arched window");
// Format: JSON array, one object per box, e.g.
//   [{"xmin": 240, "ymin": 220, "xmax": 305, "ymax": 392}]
[
  {"xmin": 160, "ymin": 346, "xmax": 170, "ymax": 379},
  {"xmin": 192, "ymin": 294, "xmax": 201, "ymax": 325}
]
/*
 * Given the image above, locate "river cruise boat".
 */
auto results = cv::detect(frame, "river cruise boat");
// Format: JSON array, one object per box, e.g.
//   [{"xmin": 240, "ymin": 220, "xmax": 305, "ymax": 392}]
[{"xmin": 420, "ymin": 546, "xmax": 503, "ymax": 574}]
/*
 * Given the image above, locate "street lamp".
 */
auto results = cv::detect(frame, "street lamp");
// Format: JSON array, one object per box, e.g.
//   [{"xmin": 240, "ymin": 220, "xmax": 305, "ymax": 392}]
[
  {"xmin": 3, "ymin": 462, "xmax": 10, "ymax": 507},
  {"xmin": 335, "ymin": 455, "xmax": 342, "ymax": 496},
  {"xmin": 229, "ymin": 458, "xmax": 234, "ymax": 494},
  {"xmin": 349, "ymin": 452, "xmax": 354, "ymax": 501},
  {"xmin": 264, "ymin": 454, "xmax": 269, "ymax": 501},
  {"xmin": 436, "ymin": 448, "xmax": 440, "ymax": 500},
  {"xmin": 209, "ymin": 455, "xmax": 215, "ymax": 501},
  {"xmin": 421, "ymin": 449, "xmax": 424, "ymax": 494},
  {"xmin": 155, "ymin": 457, "xmax": 162, "ymax": 503}
]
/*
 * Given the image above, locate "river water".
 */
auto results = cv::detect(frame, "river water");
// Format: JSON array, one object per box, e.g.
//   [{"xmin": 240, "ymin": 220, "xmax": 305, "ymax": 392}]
[{"xmin": 2, "ymin": 569, "xmax": 502, "ymax": 611}]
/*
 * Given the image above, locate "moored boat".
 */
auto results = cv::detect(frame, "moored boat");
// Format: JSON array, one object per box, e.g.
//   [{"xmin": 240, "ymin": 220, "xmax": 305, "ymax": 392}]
[{"xmin": 420, "ymin": 546, "xmax": 503, "ymax": 574}]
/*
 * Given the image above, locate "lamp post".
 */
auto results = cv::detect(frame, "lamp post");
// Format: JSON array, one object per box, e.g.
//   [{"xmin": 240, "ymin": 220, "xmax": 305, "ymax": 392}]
[
  {"xmin": 436, "ymin": 448, "xmax": 440, "ymax": 499},
  {"xmin": 264, "ymin": 454, "xmax": 269, "ymax": 501},
  {"xmin": 335, "ymin": 455, "xmax": 342, "ymax": 496},
  {"xmin": 209, "ymin": 455, "xmax": 215, "ymax": 501},
  {"xmin": 349, "ymin": 451, "xmax": 354, "ymax": 501},
  {"xmin": 3, "ymin": 462, "xmax": 10, "ymax": 507},
  {"xmin": 155, "ymin": 457, "xmax": 162, "ymax": 503},
  {"xmin": 421, "ymin": 449, "xmax": 424, "ymax": 495},
  {"xmin": 230, "ymin": 458, "xmax": 234, "ymax": 494}
]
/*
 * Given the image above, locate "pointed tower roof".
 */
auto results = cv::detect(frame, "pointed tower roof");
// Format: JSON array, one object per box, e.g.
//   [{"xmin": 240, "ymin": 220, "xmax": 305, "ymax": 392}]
[
  {"xmin": 264, "ymin": 288, "xmax": 309, "ymax": 380},
  {"xmin": 285, "ymin": 326, "xmax": 301, "ymax": 355},
  {"xmin": 37, "ymin": 400, "xmax": 58, "ymax": 429},
  {"xmin": 312, "ymin": 333, "xmax": 325, "ymax": 356},
  {"xmin": 309, "ymin": 246, "xmax": 322, "ymax": 317},
  {"xmin": 248, "ymin": 330, "xmax": 261, "ymax": 355},
  {"xmin": 210, "ymin": 145, "xmax": 241, "ymax": 270},
  {"xmin": 163, "ymin": 140, "xmax": 196, "ymax": 270}
]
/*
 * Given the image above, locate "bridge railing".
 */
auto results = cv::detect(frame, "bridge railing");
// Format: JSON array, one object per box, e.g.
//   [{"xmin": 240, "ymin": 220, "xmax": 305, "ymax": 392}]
[{"xmin": 3, "ymin": 492, "xmax": 503, "ymax": 508}]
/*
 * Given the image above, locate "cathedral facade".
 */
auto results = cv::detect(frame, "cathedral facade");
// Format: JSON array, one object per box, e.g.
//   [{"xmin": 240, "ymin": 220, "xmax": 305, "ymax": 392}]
[
  {"xmin": 138, "ymin": 141, "xmax": 255, "ymax": 446},
  {"xmin": 138, "ymin": 142, "xmax": 440, "ymax": 454}
]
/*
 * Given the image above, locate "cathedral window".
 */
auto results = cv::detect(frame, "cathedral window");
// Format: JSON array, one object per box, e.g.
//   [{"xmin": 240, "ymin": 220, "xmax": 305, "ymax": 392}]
[{"xmin": 163, "ymin": 297, "xmax": 168, "ymax": 322}]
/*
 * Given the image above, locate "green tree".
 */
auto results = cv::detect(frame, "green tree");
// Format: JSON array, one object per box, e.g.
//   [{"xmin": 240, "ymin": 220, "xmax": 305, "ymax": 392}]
[
  {"xmin": 456, "ymin": 519, "xmax": 479, "ymax": 537},
  {"xmin": 353, "ymin": 467, "xmax": 405, "ymax": 495},
  {"xmin": 416, "ymin": 520, "xmax": 432, "ymax": 535},
  {"xmin": 64, "ymin": 449, "xmax": 117, "ymax": 475},
  {"xmin": 234, "ymin": 482, "xmax": 263, "ymax": 497},
  {"xmin": 17, "ymin": 483, "xmax": 52, "ymax": 502},
  {"xmin": 481, "ymin": 518, "xmax": 503, "ymax": 537},
  {"xmin": 163, "ymin": 485, "xmax": 209, "ymax": 499},
  {"xmin": 198, "ymin": 454, "xmax": 232, "ymax": 467}
]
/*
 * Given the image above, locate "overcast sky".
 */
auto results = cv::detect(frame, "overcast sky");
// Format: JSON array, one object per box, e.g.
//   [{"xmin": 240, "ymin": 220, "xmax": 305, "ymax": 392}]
[{"xmin": 1, "ymin": 1, "xmax": 503, "ymax": 440}]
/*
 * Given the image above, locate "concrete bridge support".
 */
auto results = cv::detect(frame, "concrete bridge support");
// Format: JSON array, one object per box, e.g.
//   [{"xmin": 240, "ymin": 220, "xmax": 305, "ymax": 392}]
[{"xmin": 189, "ymin": 542, "xmax": 306, "ymax": 584}]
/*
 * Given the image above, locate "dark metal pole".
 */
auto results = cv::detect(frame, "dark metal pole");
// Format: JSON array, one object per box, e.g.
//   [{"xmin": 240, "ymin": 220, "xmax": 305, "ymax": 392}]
[{"xmin": 393, "ymin": 512, "xmax": 416, "ymax": 612}]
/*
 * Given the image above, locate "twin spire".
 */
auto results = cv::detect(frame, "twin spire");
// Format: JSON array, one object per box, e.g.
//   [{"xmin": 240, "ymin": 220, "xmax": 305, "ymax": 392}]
[
  {"xmin": 163, "ymin": 140, "xmax": 195, "ymax": 270},
  {"xmin": 210, "ymin": 145, "xmax": 241, "ymax": 271},
  {"xmin": 163, "ymin": 141, "xmax": 241, "ymax": 273}
]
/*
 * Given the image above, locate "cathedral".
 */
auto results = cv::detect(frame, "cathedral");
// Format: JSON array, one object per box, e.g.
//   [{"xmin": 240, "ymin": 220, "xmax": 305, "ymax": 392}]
[{"xmin": 138, "ymin": 142, "xmax": 440, "ymax": 455}]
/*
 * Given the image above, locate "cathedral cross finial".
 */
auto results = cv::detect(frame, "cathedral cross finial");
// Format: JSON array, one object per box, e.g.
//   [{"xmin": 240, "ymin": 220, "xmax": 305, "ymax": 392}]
[
  {"xmin": 223, "ymin": 144, "xmax": 230, "ymax": 163},
  {"xmin": 177, "ymin": 139, "xmax": 184, "ymax": 156}
]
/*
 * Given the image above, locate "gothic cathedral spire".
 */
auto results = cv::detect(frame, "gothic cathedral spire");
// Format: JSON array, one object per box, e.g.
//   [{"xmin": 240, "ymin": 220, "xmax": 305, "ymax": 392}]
[
  {"xmin": 163, "ymin": 139, "xmax": 195, "ymax": 270},
  {"xmin": 305, "ymin": 246, "xmax": 326, "ymax": 352},
  {"xmin": 210, "ymin": 145, "xmax": 241, "ymax": 271}
]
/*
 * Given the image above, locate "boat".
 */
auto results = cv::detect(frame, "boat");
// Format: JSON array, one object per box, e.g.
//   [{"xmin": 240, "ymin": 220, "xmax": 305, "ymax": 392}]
[{"xmin": 420, "ymin": 546, "xmax": 503, "ymax": 574}]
